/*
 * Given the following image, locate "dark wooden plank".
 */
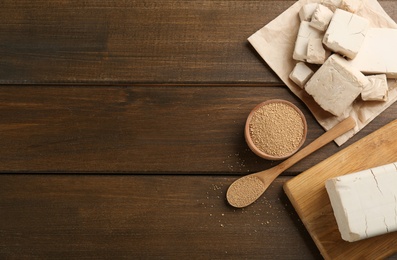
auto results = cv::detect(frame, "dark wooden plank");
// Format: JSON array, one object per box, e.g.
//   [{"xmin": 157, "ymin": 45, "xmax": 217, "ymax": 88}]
[
  {"xmin": 0, "ymin": 0, "xmax": 284, "ymax": 84},
  {"xmin": 0, "ymin": 174, "xmax": 323, "ymax": 259},
  {"xmin": 0, "ymin": 85, "xmax": 395, "ymax": 174},
  {"xmin": 1, "ymin": 0, "xmax": 395, "ymax": 84}
]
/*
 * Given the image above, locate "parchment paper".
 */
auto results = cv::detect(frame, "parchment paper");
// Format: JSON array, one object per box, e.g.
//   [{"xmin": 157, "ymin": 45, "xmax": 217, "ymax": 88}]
[{"xmin": 248, "ymin": 0, "xmax": 397, "ymax": 145}]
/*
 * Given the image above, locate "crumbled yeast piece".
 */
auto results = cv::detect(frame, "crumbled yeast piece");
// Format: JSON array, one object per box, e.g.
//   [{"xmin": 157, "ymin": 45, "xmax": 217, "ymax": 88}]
[
  {"xmin": 361, "ymin": 74, "xmax": 388, "ymax": 101},
  {"xmin": 339, "ymin": 0, "xmax": 361, "ymax": 13},
  {"xmin": 323, "ymin": 9, "xmax": 369, "ymax": 59},
  {"xmin": 289, "ymin": 62, "xmax": 314, "ymax": 88},
  {"xmin": 310, "ymin": 4, "xmax": 334, "ymax": 31},
  {"xmin": 305, "ymin": 54, "xmax": 368, "ymax": 116},
  {"xmin": 321, "ymin": 0, "xmax": 342, "ymax": 11},
  {"xmin": 321, "ymin": 0, "xmax": 361, "ymax": 12},
  {"xmin": 299, "ymin": 3, "xmax": 318, "ymax": 21},
  {"xmin": 293, "ymin": 21, "xmax": 323, "ymax": 62},
  {"xmin": 307, "ymin": 38, "xmax": 330, "ymax": 64}
]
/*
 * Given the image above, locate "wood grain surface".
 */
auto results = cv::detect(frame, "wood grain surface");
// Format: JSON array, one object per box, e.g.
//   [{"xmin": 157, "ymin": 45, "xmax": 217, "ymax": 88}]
[
  {"xmin": 0, "ymin": 0, "xmax": 286, "ymax": 84},
  {"xmin": 0, "ymin": 0, "xmax": 394, "ymax": 84},
  {"xmin": 0, "ymin": 175, "xmax": 322, "ymax": 259},
  {"xmin": 0, "ymin": 85, "xmax": 395, "ymax": 174},
  {"xmin": 1, "ymin": 0, "xmax": 397, "ymax": 259}
]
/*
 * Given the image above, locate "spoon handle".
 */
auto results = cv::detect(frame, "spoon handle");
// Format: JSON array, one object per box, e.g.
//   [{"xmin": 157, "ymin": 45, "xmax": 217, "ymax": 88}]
[{"xmin": 277, "ymin": 116, "xmax": 356, "ymax": 172}]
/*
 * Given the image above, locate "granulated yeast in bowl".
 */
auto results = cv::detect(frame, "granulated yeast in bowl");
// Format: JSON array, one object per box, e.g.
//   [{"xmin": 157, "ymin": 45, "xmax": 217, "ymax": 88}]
[{"xmin": 245, "ymin": 99, "xmax": 307, "ymax": 160}]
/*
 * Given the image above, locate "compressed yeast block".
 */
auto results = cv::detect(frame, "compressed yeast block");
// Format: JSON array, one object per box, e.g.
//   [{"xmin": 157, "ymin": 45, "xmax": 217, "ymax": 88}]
[
  {"xmin": 307, "ymin": 38, "xmax": 330, "ymax": 64},
  {"xmin": 325, "ymin": 162, "xmax": 397, "ymax": 242},
  {"xmin": 289, "ymin": 62, "xmax": 314, "ymax": 88},
  {"xmin": 347, "ymin": 28, "xmax": 397, "ymax": 78},
  {"xmin": 361, "ymin": 74, "xmax": 388, "ymax": 101},
  {"xmin": 293, "ymin": 21, "xmax": 323, "ymax": 62},
  {"xmin": 310, "ymin": 4, "xmax": 334, "ymax": 31},
  {"xmin": 323, "ymin": 8, "xmax": 369, "ymax": 59},
  {"xmin": 305, "ymin": 54, "xmax": 368, "ymax": 116}
]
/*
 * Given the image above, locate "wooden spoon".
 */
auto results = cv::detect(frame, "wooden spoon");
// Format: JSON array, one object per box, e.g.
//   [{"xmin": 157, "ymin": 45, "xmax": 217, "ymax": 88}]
[{"xmin": 226, "ymin": 116, "xmax": 356, "ymax": 208}]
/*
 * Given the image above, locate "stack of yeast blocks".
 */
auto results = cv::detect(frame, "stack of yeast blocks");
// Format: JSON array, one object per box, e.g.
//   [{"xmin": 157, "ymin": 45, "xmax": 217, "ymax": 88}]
[
  {"xmin": 289, "ymin": 0, "xmax": 392, "ymax": 118},
  {"xmin": 291, "ymin": 1, "xmax": 397, "ymax": 244}
]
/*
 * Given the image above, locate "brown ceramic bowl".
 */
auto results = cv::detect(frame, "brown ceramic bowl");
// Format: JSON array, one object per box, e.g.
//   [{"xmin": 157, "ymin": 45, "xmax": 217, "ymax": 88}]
[{"xmin": 244, "ymin": 99, "xmax": 307, "ymax": 160}]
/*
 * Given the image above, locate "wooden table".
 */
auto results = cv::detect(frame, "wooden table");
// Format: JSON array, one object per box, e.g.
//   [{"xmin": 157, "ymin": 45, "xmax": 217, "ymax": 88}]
[{"xmin": 1, "ymin": 1, "xmax": 397, "ymax": 259}]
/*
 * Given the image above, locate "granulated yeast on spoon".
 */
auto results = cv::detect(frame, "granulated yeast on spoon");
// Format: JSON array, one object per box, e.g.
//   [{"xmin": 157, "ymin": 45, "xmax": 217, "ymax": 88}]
[{"xmin": 226, "ymin": 116, "xmax": 356, "ymax": 208}]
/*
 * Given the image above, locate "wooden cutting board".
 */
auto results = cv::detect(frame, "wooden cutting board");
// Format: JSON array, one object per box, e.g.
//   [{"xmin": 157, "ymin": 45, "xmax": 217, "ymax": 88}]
[{"xmin": 284, "ymin": 119, "xmax": 397, "ymax": 260}]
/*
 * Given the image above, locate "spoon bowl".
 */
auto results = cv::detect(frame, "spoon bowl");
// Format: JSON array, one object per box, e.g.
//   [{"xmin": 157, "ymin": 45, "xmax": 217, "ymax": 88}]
[{"xmin": 227, "ymin": 116, "xmax": 356, "ymax": 208}]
